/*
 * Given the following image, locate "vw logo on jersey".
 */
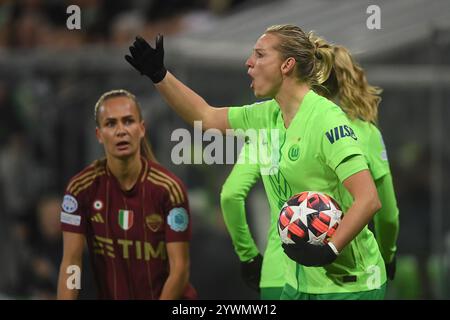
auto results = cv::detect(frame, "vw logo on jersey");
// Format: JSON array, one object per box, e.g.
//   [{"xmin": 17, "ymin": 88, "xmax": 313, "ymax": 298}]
[
  {"xmin": 268, "ymin": 167, "xmax": 292, "ymax": 205},
  {"xmin": 288, "ymin": 144, "xmax": 300, "ymax": 161}
]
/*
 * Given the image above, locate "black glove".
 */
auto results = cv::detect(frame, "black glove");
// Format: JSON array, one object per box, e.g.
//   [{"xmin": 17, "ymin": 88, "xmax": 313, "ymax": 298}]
[
  {"xmin": 385, "ymin": 256, "xmax": 396, "ymax": 280},
  {"xmin": 240, "ymin": 254, "xmax": 263, "ymax": 292},
  {"xmin": 282, "ymin": 242, "xmax": 338, "ymax": 267},
  {"xmin": 125, "ymin": 35, "xmax": 167, "ymax": 83}
]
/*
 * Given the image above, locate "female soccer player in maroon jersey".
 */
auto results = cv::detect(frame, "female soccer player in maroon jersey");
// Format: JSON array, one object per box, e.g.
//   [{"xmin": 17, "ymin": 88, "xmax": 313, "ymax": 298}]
[{"xmin": 57, "ymin": 89, "xmax": 196, "ymax": 299}]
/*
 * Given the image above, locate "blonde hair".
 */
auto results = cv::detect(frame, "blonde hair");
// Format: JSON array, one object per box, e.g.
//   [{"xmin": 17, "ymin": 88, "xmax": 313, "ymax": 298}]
[
  {"xmin": 310, "ymin": 33, "xmax": 382, "ymax": 124},
  {"xmin": 265, "ymin": 24, "xmax": 318, "ymax": 86},
  {"xmin": 94, "ymin": 89, "xmax": 158, "ymax": 163}
]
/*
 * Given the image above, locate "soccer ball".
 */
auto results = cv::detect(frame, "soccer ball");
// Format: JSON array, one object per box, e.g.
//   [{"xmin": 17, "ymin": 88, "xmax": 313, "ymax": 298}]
[{"xmin": 278, "ymin": 191, "xmax": 342, "ymax": 246}]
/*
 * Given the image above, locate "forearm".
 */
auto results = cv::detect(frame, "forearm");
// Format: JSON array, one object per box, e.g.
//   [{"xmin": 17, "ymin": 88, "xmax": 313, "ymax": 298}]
[
  {"xmin": 221, "ymin": 194, "xmax": 260, "ymax": 261},
  {"xmin": 331, "ymin": 197, "xmax": 380, "ymax": 251},
  {"xmin": 57, "ymin": 260, "xmax": 81, "ymax": 300},
  {"xmin": 155, "ymin": 72, "xmax": 215, "ymax": 129},
  {"xmin": 374, "ymin": 174, "xmax": 399, "ymax": 263},
  {"xmin": 331, "ymin": 168, "xmax": 382, "ymax": 252},
  {"xmin": 221, "ymin": 157, "xmax": 261, "ymax": 261},
  {"xmin": 331, "ymin": 196, "xmax": 381, "ymax": 252},
  {"xmin": 159, "ymin": 269, "xmax": 189, "ymax": 300}
]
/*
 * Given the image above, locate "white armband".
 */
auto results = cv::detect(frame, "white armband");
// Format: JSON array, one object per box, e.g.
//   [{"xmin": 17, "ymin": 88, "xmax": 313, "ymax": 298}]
[{"xmin": 328, "ymin": 242, "xmax": 340, "ymax": 256}]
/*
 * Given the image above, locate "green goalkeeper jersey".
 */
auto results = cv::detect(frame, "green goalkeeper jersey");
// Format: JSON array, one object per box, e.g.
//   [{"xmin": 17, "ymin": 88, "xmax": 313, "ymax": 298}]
[
  {"xmin": 221, "ymin": 138, "xmax": 288, "ymax": 289},
  {"xmin": 227, "ymin": 90, "xmax": 387, "ymax": 294},
  {"xmin": 221, "ymin": 117, "xmax": 399, "ymax": 291},
  {"xmin": 345, "ymin": 119, "xmax": 399, "ymax": 264}
]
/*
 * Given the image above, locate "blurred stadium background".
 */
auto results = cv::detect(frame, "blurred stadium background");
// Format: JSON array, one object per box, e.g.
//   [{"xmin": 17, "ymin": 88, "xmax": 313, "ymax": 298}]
[{"xmin": 0, "ymin": 0, "xmax": 449, "ymax": 299}]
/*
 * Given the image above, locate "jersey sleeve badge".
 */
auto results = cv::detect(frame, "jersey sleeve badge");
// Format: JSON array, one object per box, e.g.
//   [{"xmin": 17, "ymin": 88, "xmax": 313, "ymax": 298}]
[
  {"xmin": 167, "ymin": 208, "xmax": 189, "ymax": 232},
  {"xmin": 62, "ymin": 194, "xmax": 78, "ymax": 213}
]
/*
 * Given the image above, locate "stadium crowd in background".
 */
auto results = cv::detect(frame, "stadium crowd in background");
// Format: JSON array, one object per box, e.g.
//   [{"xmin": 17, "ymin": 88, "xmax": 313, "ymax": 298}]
[{"xmin": 0, "ymin": 0, "xmax": 262, "ymax": 48}]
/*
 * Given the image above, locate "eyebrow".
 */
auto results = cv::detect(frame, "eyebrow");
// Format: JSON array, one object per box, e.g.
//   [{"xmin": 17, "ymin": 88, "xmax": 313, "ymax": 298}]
[{"xmin": 103, "ymin": 115, "xmax": 135, "ymax": 122}]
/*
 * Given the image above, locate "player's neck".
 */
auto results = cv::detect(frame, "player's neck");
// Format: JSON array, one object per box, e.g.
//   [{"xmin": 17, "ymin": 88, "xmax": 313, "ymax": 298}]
[
  {"xmin": 275, "ymin": 80, "xmax": 310, "ymax": 129},
  {"xmin": 107, "ymin": 153, "xmax": 142, "ymax": 191}
]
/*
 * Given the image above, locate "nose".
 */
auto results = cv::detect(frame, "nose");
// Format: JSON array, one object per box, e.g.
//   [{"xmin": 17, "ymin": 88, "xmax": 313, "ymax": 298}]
[
  {"xmin": 116, "ymin": 122, "xmax": 126, "ymax": 136},
  {"xmin": 245, "ymin": 55, "xmax": 254, "ymax": 68}
]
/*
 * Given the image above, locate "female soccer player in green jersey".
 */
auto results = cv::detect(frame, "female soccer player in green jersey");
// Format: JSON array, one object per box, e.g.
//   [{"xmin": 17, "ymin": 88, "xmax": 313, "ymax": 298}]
[
  {"xmin": 219, "ymin": 34, "xmax": 399, "ymax": 299},
  {"xmin": 125, "ymin": 24, "xmax": 386, "ymax": 299}
]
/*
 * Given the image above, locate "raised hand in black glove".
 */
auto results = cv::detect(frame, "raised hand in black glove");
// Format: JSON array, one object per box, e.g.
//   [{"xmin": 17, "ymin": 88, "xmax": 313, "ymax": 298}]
[
  {"xmin": 385, "ymin": 256, "xmax": 396, "ymax": 280},
  {"xmin": 125, "ymin": 35, "xmax": 167, "ymax": 83},
  {"xmin": 240, "ymin": 254, "xmax": 263, "ymax": 292},
  {"xmin": 282, "ymin": 241, "xmax": 338, "ymax": 267}
]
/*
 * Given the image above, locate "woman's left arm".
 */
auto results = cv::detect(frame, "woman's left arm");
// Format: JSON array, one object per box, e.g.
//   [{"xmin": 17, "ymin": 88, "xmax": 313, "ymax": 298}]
[
  {"xmin": 283, "ymin": 166, "xmax": 381, "ymax": 267},
  {"xmin": 159, "ymin": 242, "xmax": 190, "ymax": 300},
  {"xmin": 329, "ymin": 169, "xmax": 381, "ymax": 252}
]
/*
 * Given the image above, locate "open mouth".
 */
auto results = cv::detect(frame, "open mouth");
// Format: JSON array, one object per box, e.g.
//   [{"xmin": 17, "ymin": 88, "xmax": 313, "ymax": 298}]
[
  {"xmin": 248, "ymin": 73, "xmax": 255, "ymax": 88},
  {"xmin": 116, "ymin": 141, "xmax": 130, "ymax": 150}
]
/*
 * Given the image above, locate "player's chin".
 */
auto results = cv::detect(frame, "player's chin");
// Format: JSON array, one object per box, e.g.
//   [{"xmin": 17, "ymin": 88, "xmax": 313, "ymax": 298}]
[
  {"xmin": 252, "ymin": 83, "xmax": 272, "ymax": 98},
  {"xmin": 253, "ymin": 89, "xmax": 271, "ymax": 99},
  {"xmin": 112, "ymin": 148, "xmax": 135, "ymax": 159},
  {"xmin": 253, "ymin": 90, "xmax": 262, "ymax": 98},
  {"xmin": 253, "ymin": 88, "xmax": 265, "ymax": 98}
]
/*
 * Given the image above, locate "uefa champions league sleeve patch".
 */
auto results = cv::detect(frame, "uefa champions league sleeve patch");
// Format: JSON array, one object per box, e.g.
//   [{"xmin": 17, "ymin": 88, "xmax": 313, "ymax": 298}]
[
  {"xmin": 167, "ymin": 208, "xmax": 189, "ymax": 232},
  {"xmin": 62, "ymin": 195, "xmax": 78, "ymax": 213}
]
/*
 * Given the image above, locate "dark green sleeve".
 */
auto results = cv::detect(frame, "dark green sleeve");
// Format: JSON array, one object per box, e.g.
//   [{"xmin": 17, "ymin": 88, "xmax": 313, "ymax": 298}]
[
  {"xmin": 373, "ymin": 173, "xmax": 400, "ymax": 263},
  {"xmin": 220, "ymin": 143, "xmax": 261, "ymax": 262}
]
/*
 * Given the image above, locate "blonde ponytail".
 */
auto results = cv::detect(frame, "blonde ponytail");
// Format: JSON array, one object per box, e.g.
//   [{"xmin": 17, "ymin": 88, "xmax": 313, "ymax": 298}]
[
  {"xmin": 141, "ymin": 138, "xmax": 158, "ymax": 163},
  {"xmin": 309, "ymin": 33, "xmax": 382, "ymax": 124},
  {"xmin": 310, "ymin": 33, "xmax": 334, "ymax": 86},
  {"xmin": 332, "ymin": 45, "xmax": 382, "ymax": 123}
]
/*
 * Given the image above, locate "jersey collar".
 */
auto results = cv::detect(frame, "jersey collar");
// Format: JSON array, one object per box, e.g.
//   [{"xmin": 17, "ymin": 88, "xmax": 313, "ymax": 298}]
[
  {"xmin": 276, "ymin": 89, "xmax": 321, "ymax": 132},
  {"xmin": 106, "ymin": 157, "xmax": 148, "ymax": 197}
]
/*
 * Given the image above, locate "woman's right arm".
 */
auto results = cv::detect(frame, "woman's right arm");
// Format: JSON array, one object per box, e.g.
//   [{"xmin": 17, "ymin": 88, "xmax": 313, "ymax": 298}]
[
  {"xmin": 221, "ymin": 142, "xmax": 262, "ymax": 291},
  {"xmin": 155, "ymin": 72, "xmax": 230, "ymax": 132},
  {"xmin": 373, "ymin": 173, "xmax": 399, "ymax": 265},
  {"xmin": 125, "ymin": 36, "xmax": 231, "ymax": 132},
  {"xmin": 367, "ymin": 127, "xmax": 399, "ymax": 267},
  {"xmin": 220, "ymin": 143, "xmax": 261, "ymax": 262},
  {"xmin": 57, "ymin": 231, "xmax": 85, "ymax": 300}
]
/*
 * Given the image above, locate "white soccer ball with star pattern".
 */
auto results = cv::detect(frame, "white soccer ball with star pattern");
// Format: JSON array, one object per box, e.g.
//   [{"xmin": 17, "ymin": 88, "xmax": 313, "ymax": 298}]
[{"xmin": 278, "ymin": 191, "xmax": 342, "ymax": 246}]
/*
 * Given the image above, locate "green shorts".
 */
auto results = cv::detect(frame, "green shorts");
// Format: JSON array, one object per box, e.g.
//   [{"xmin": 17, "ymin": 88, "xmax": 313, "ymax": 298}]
[
  {"xmin": 280, "ymin": 282, "xmax": 387, "ymax": 300},
  {"xmin": 260, "ymin": 287, "xmax": 284, "ymax": 300}
]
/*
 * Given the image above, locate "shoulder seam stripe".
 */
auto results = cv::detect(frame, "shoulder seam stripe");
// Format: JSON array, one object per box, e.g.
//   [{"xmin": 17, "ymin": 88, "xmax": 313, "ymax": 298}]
[
  {"xmin": 150, "ymin": 168, "xmax": 184, "ymax": 202},
  {"xmin": 67, "ymin": 166, "xmax": 97, "ymax": 191},
  {"xmin": 147, "ymin": 176, "xmax": 177, "ymax": 205},
  {"xmin": 72, "ymin": 171, "xmax": 105, "ymax": 196},
  {"xmin": 150, "ymin": 168, "xmax": 184, "ymax": 198},
  {"xmin": 148, "ymin": 171, "xmax": 183, "ymax": 204},
  {"xmin": 147, "ymin": 175, "xmax": 179, "ymax": 205},
  {"xmin": 69, "ymin": 170, "xmax": 105, "ymax": 194},
  {"xmin": 141, "ymin": 160, "xmax": 149, "ymax": 183}
]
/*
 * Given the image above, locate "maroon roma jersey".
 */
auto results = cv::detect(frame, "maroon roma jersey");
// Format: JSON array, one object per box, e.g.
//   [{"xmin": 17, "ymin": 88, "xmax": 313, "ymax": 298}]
[{"xmin": 60, "ymin": 158, "xmax": 196, "ymax": 299}]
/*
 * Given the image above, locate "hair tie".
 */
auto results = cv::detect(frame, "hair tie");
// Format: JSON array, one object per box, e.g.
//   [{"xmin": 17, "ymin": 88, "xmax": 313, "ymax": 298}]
[
  {"xmin": 315, "ymin": 49, "xmax": 322, "ymax": 60},
  {"xmin": 312, "ymin": 40, "xmax": 322, "ymax": 60}
]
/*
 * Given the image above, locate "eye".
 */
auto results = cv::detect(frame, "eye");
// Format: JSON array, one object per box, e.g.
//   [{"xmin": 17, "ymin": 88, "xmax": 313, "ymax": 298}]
[
  {"xmin": 256, "ymin": 51, "xmax": 263, "ymax": 58},
  {"xmin": 105, "ymin": 121, "xmax": 115, "ymax": 128},
  {"xmin": 124, "ymin": 118, "xmax": 135, "ymax": 125}
]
